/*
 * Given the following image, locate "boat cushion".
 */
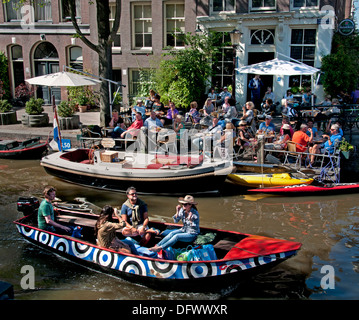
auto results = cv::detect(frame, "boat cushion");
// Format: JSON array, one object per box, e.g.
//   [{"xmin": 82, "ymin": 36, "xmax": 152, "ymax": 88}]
[{"xmin": 223, "ymin": 235, "xmax": 301, "ymax": 260}]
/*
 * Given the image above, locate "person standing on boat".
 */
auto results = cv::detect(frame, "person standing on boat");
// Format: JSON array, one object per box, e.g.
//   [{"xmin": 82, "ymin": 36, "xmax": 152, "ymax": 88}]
[
  {"xmin": 149, "ymin": 195, "xmax": 200, "ymax": 252},
  {"xmin": 95, "ymin": 205, "xmax": 137, "ymax": 254},
  {"xmin": 121, "ymin": 187, "xmax": 154, "ymax": 246},
  {"xmin": 37, "ymin": 186, "xmax": 71, "ymax": 234}
]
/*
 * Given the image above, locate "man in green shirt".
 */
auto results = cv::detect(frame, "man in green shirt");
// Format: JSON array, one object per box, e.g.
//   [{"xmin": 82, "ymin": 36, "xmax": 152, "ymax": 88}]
[{"xmin": 37, "ymin": 186, "xmax": 71, "ymax": 233}]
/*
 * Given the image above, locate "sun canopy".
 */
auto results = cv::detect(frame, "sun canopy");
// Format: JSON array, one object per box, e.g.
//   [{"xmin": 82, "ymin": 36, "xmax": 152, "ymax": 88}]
[
  {"xmin": 25, "ymin": 71, "xmax": 102, "ymax": 87},
  {"xmin": 236, "ymin": 58, "xmax": 320, "ymax": 76}
]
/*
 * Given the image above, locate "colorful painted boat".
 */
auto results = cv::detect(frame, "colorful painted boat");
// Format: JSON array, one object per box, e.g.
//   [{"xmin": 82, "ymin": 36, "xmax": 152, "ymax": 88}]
[
  {"xmin": 0, "ymin": 137, "xmax": 48, "ymax": 159},
  {"xmin": 247, "ymin": 182, "xmax": 359, "ymax": 195},
  {"xmin": 40, "ymin": 149, "xmax": 233, "ymax": 195},
  {"xmin": 14, "ymin": 199, "xmax": 301, "ymax": 293},
  {"xmin": 227, "ymin": 173, "xmax": 313, "ymax": 188}
]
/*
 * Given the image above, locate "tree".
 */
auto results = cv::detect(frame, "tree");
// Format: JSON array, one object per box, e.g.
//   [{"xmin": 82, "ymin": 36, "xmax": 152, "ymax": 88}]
[
  {"xmin": 321, "ymin": 32, "xmax": 359, "ymax": 98},
  {"xmin": 154, "ymin": 31, "xmax": 223, "ymax": 108},
  {"xmin": 66, "ymin": 0, "xmax": 121, "ymax": 126}
]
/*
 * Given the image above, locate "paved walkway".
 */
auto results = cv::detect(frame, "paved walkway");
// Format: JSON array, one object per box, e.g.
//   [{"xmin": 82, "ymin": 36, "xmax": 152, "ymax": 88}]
[{"xmin": 0, "ymin": 106, "xmax": 100, "ymax": 147}]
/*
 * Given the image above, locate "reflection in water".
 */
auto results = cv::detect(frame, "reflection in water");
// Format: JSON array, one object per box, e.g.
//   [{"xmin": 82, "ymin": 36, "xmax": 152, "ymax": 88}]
[{"xmin": 1, "ymin": 159, "xmax": 359, "ymax": 299}]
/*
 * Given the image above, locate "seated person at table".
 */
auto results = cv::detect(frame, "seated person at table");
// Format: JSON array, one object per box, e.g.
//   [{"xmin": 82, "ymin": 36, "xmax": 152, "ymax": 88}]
[
  {"xmin": 144, "ymin": 110, "xmax": 163, "ymax": 130},
  {"xmin": 132, "ymin": 99, "xmax": 146, "ymax": 121},
  {"xmin": 237, "ymin": 120, "xmax": 254, "ymax": 148},
  {"xmin": 203, "ymin": 98, "xmax": 214, "ymax": 116},
  {"xmin": 173, "ymin": 114, "xmax": 185, "ymax": 139},
  {"xmin": 257, "ymin": 115, "xmax": 275, "ymax": 134},
  {"xmin": 193, "ymin": 117, "xmax": 223, "ymax": 152},
  {"xmin": 266, "ymin": 124, "xmax": 291, "ymax": 150},
  {"xmin": 279, "ymin": 117, "xmax": 294, "ymax": 138},
  {"xmin": 241, "ymin": 101, "xmax": 255, "ymax": 125},
  {"xmin": 306, "ymin": 119, "xmax": 318, "ymax": 138},
  {"xmin": 152, "ymin": 94, "xmax": 165, "ymax": 113},
  {"xmin": 95, "ymin": 205, "xmax": 137, "ymax": 254},
  {"xmin": 149, "ymin": 195, "xmax": 200, "ymax": 252},
  {"xmin": 308, "ymin": 124, "xmax": 342, "ymax": 167},
  {"xmin": 164, "ymin": 101, "xmax": 179, "ymax": 126},
  {"xmin": 109, "ymin": 110, "xmax": 125, "ymax": 129},
  {"xmin": 292, "ymin": 123, "xmax": 314, "ymax": 153},
  {"xmin": 258, "ymin": 99, "xmax": 275, "ymax": 119},
  {"xmin": 117, "ymin": 112, "xmax": 143, "ymax": 139},
  {"xmin": 186, "ymin": 101, "xmax": 201, "ymax": 123},
  {"xmin": 121, "ymin": 187, "xmax": 157, "ymax": 246}
]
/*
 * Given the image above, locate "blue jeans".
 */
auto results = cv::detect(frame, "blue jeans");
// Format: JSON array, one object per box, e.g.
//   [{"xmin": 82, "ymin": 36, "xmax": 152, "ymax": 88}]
[
  {"xmin": 121, "ymin": 239, "xmax": 139, "ymax": 255},
  {"xmin": 157, "ymin": 229, "xmax": 197, "ymax": 249},
  {"xmin": 111, "ymin": 126, "xmax": 125, "ymax": 138}
]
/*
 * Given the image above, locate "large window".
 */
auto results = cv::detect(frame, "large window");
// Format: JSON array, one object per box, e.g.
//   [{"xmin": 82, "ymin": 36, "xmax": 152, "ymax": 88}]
[
  {"xmin": 292, "ymin": 0, "xmax": 318, "ymax": 8},
  {"xmin": 60, "ymin": 0, "xmax": 81, "ymax": 22},
  {"xmin": 212, "ymin": 32, "xmax": 234, "ymax": 90},
  {"xmin": 68, "ymin": 46, "xmax": 83, "ymax": 71},
  {"xmin": 10, "ymin": 45, "xmax": 25, "ymax": 91},
  {"xmin": 132, "ymin": 3, "xmax": 152, "ymax": 49},
  {"xmin": 164, "ymin": 2, "xmax": 185, "ymax": 48},
  {"xmin": 289, "ymin": 29, "xmax": 316, "ymax": 88},
  {"xmin": 33, "ymin": 0, "xmax": 52, "ymax": 22},
  {"xmin": 250, "ymin": 29, "xmax": 275, "ymax": 45},
  {"xmin": 110, "ymin": 4, "xmax": 121, "ymax": 49},
  {"xmin": 129, "ymin": 69, "xmax": 153, "ymax": 102},
  {"xmin": 4, "ymin": 0, "xmax": 22, "ymax": 21},
  {"xmin": 250, "ymin": 0, "xmax": 276, "ymax": 10},
  {"xmin": 212, "ymin": 0, "xmax": 235, "ymax": 12}
]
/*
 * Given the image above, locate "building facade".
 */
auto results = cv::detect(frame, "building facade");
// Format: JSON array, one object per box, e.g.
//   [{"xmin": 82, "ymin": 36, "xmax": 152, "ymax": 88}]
[{"xmin": 0, "ymin": 0, "xmax": 353, "ymax": 107}]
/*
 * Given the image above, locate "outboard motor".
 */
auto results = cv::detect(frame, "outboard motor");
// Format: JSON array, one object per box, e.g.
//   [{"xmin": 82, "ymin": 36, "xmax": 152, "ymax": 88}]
[{"xmin": 17, "ymin": 197, "xmax": 39, "ymax": 216}]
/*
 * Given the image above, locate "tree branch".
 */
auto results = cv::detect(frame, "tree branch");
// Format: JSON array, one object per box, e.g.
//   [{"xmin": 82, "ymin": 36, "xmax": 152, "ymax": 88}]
[{"xmin": 66, "ymin": 0, "xmax": 100, "ymax": 53}]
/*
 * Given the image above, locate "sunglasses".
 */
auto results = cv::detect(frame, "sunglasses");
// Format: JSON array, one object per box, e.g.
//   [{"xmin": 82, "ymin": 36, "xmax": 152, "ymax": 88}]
[
  {"xmin": 182, "ymin": 203, "xmax": 191, "ymax": 206},
  {"xmin": 128, "ymin": 193, "xmax": 137, "ymax": 196}
]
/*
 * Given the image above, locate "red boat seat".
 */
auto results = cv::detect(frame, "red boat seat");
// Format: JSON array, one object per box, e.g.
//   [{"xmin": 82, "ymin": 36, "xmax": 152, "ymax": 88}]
[{"xmin": 223, "ymin": 235, "xmax": 301, "ymax": 260}]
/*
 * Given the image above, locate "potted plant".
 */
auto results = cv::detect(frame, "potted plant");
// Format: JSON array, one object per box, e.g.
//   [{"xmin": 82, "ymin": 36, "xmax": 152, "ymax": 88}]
[
  {"xmin": 57, "ymin": 100, "xmax": 80, "ymax": 130},
  {"xmin": 0, "ymin": 99, "xmax": 17, "ymax": 125},
  {"xmin": 21, "ymin": 98, "xmax": 49, "ymax": 127},
  {"xmin": 339, "ymin": 138, "xmax": 354, "ymax": 159}
]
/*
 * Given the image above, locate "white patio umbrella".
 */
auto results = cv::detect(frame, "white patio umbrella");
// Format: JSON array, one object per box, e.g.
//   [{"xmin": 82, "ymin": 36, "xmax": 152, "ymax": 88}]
[
  {"xmin": 235, "ymin": 58, "xmax": 320, "ymax": 76},
  {"xmin": 25, "ymin": 71, "xmax": 102, "ymax": 87}
]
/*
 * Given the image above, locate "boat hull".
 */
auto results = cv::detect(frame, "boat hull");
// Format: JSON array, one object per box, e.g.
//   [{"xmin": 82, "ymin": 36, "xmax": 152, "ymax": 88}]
[
  {"xmin": 14, "ymin": 208, "xmax": 301, "ymax": 293},
  {"xmin": 0, "ymin": 142, "xmax": 48, "ymax": 159},
  {"xmin": 247, "ymin": 183, "xmax": 359, "ymax": 195},
  {"xmin": 41, "ymin": 150, "xmax": 232, "ymax": 195},
  {"xmin": 228, "ymin": 173, "xmax": 313, "ymax": 188}
]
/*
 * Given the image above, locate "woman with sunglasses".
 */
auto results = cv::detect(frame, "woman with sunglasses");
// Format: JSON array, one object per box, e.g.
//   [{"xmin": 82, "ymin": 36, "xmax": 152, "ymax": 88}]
[{"xmin": 149, "ymin": 195, "xmax": 200, "ymax": 252}]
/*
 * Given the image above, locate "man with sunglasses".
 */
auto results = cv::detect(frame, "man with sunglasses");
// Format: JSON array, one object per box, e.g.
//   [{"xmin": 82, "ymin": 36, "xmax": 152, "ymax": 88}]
[{"xmin": 120, "ymin": 186, "xmax": 152, "ymax": 245}]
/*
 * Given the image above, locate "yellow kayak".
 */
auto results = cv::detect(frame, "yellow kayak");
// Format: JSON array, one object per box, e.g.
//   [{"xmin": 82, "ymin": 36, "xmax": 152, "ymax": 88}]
[{"xmin": 227, "ymin": 173, "xmax": 313, "ymax": 188}]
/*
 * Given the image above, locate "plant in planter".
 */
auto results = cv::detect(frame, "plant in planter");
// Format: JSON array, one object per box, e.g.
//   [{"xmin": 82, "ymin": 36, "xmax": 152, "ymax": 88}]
[
  {"xmin": 0, "ymin": 99, "xmax": 17, "ymax": 125},
  {"xmin": 339, "ymin": 138, "xmax": 354, "ymax": 159},
  {"xmin": 22, "ymin": 98, "xmax": 49, "ymax": 127},
  {"xmin": 57, "ymin": 100, "xmax": 79, "ymax": 129}
]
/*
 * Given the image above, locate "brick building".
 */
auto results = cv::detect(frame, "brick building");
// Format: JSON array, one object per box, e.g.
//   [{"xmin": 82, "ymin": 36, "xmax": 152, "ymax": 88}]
[{"xmin": 0, "ymin": 0, "xmax": 353, "ymax": 107}]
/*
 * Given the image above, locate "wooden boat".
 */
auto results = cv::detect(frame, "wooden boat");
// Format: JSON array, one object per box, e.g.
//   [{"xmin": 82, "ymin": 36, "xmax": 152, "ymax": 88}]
[
  {"xmin": 247, "ymin": 182, "xmax": 359, "ymax": 195},
  {"xmin": 14, "ymin": 199, "xmax": 301, "ymax": 293},
  {"xmin": 40, "ymin": 149, "xmax": 233, "ymax": 195},
  {"xmin": 227, "ymin": 173, "xmax": 313, "ymax": 188},
  {"xmin": 0, "ymin": 137, "xmax": 48, "ymax": 159}
]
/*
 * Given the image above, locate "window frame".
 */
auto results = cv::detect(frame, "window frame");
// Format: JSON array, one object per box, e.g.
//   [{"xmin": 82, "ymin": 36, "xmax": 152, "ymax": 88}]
[
  {"xmin": 131, "ymin": 2, "xmax": 152, "ymax": 50},
  {"xmin": 210, "ymin": 0, "xmax": 236, "ymax": 15},
  {"xmin": 164, "ymin": 1, "xmax": 185, "ymax": 49},
  {"xmin": 249, "ymin": 0, "xmax": 276, "ymax": 12},
  {"xmin": 109, "ymin": 3, "xmax": 121, "ymax": 52},
  {"xmin": 290, "ymin": 0, "xmax": 319, "ymax": 10}
]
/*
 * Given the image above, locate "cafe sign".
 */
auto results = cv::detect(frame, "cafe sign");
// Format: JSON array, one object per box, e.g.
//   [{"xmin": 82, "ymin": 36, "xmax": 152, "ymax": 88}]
[{"xmin": 338, "ymin": 19, "xmax": 355, "ymax": 36}]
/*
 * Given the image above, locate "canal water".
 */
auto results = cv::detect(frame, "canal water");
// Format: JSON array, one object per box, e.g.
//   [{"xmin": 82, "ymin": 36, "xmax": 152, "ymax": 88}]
[{"xmin": 1, "ymin": 158, "xmax": 359, "ymax": 300}]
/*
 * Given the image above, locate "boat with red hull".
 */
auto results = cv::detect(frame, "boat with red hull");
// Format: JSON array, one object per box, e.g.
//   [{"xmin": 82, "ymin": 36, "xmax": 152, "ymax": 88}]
[
  {"xmin": 247, "ymin": 182, "xmax": 359, "ymax": 195},
  {"xmin": 14, "ymin": 198, "xmax": 301, "ymax": 293},
  {"xmin": 0, "ymin": 137, "xmax": 48, "ymax": 159}
]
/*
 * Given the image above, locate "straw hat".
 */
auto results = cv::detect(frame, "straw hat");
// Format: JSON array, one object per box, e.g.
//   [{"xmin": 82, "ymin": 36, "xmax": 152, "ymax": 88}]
[
  {"xmin": 282, "ymin": 124, "xmax": 291, "ymax": 130},
  {"xmin": 178, "ymin": 195, "xmax": 197, "ymax": 205}
]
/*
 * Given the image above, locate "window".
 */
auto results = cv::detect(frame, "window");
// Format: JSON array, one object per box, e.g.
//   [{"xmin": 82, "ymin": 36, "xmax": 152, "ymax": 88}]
[
  {"xmin": 212, "ymin": 0, "xmax": 235, "ymax": 12},
  {"xmin": 132, "ymin": 3, "xmax": 152, "ymax": 49},
  {"xmin": 212, "ymin": 32, "xmax": 234, "ymax": 89},
  {"xmin": 4, "ymin": 0, "xmax": 22, "ymax": 21},
  {"xmin": 110, "ymin": 4, "xmax": 121, "ymax": 48},
  {"xmin": 250, "ymin": 29, "xmax": 275, "ymax": 45},
  {"xmin": 165, "ymin": 2, "xmax": 185, "ymax": 48},
  {"xmin": 250, "ymin": 0, "xmax": 276, "ymax": 10},
  {"xmin": 10, "ymin": 45, "xmax": 25, "ymax": 89},
  {"xmin": 129, "ymin": 69, "xmax": 154, "ymax": 101},
  {"xmin": 60, "ymin": 0, "xmax": 81, "ymax": 22},
  {"xmin": 292, "ymin": 0, "xmax": 318, "ymax": 8},
  {"xmin": 32, "ymin": 0, "xmax": 52, "ymax": 22},
  {"xmin": 289, "ymin": 29, "xmax": 316, "ymax": 88},
  {"xmin": 68, "ymin": 46, "xmax": 83, "ymax": 71}
]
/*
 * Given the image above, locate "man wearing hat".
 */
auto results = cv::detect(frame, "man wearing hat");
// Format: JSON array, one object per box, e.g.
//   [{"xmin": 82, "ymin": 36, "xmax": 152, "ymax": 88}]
[
  {"xmin": 150, "ymin": 195, "xmax": 200, "ymax": 252},
  {"xmin": 258, "ymin": 115, "xmax": 275, "ymax": 134},
  {"xmin": 217, "ymin": 86, "xmax": 232, "ymax": 105}
]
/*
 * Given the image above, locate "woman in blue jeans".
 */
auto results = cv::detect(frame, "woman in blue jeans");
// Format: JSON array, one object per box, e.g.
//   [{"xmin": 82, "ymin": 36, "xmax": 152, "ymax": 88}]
[{"xmin": 149, "ymin": 195, "xmax": 200, "ymax": 252}]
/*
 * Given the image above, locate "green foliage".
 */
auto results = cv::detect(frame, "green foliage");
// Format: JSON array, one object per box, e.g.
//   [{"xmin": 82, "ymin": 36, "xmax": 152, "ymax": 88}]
[
  {"xmin": 0, "ymin": 99, "xmax": 12, "ymax": 113},
  {"xmin": 154, "ymin": 31, "xmax": 223, "ymax": 108},
  {"xmin": 321, "ymin": 32, "xmax": 359, "ymax": 97},
  {"xmin": 57, "ymin": 100, "xmax": 76, "ymax": 117},
  {"xmin": 339, "ymin": 138, "xmax": 354, "ymax": 152},
  {"xmin": 67, "ymin": 86, "xmax": 99, "ymax": 107},
  {"xmin": 0, "ymin": 51, "xmax": 10, "ymax": 100},
  {"xmin": 25, "ymin": 98, "xmax": 44, "ymax": 115}
]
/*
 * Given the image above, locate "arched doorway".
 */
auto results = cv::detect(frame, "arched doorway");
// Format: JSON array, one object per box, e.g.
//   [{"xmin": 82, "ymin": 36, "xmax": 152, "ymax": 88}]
[{"xmin": 33, "ymin": 42, "xmax": 60, "ymax": 104}]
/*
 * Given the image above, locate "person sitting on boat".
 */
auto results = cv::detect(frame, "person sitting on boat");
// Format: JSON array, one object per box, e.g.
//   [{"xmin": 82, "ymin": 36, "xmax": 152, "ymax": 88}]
[
  {"xmin": 144, "ymin": 110, "xmax": 163, "ymax": 131},
  {"xmin": 95, "ymin": 205, "xmax": 138, "ymax": 254},
  {"xmin": 37, "ymin": 186, "xmax": 71, "ymax": 234},
  {"xmin": 149, "ymin": 195, "xmax": 200, "ymax": 252},
  {"xmin": 119, "ymin": 112, "xmax": 144, "ymax": 139},
  {"xmin": 121, "ymin": 187, "xmax": 157, "ymax": 246}
]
